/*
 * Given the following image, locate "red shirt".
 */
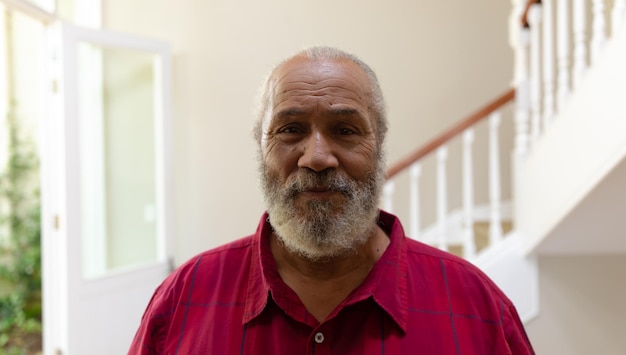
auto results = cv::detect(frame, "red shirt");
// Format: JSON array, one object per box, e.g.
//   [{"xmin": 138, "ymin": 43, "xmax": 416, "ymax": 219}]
[{"xmin": 129, "ymin": 211, "xmax": 534, "ymax": 354}]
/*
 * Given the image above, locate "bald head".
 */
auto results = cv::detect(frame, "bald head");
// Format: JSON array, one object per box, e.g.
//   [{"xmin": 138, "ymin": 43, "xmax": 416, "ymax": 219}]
[{"xmin": 254, "ymin": 47, "xmax": 387, "ymax": 149}]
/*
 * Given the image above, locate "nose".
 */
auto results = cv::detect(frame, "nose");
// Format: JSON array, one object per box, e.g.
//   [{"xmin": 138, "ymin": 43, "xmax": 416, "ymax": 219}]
[{"xmin": 298, "ymin": 131, "xmax": 339, "ymax": 172}]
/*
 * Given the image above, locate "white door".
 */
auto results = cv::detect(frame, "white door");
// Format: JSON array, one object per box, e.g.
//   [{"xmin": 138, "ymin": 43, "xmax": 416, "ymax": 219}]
[{"xmin": 41, "ymin": 22, "xmax": 173, "ymax": 355}]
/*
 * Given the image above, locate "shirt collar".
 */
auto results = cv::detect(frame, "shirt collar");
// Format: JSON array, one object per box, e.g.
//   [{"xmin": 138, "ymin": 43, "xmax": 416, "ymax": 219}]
[
  {"xmin": 243, "ymin": 210, "xmax": 409, "ymax": 332},
  {"xmin": 242, "ymin": 213, "xmax": 273, "ymax": 323},
  {"xmin": 353, "ymin": 210, "xmax": 408, "ymax": 331}
]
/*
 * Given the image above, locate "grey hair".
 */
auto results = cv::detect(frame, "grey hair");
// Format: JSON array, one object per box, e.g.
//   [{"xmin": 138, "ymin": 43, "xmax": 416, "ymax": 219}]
[{"xmin": 253, "ymin": 46, "xmax": 388, "ymax": 148}]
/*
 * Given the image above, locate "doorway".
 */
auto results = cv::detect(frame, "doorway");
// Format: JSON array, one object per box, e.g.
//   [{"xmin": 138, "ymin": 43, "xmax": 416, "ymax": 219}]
[
  {"xmin": 0, "ymin": 5, "xmax": 45, "ymax": 353},
  {"xmin": 0, "ymin": 1, "xmax": 174, "ymax": 354}
]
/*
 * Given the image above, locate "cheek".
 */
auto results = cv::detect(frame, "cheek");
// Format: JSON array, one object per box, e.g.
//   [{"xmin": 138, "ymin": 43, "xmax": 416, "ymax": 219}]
[
  {"xmin": 342, "ymin": 142, "xmax": 379, "ymax": 177},
  {"xmin": 263, "ymin": 142, "xmax": 301, "ymax": 176}
]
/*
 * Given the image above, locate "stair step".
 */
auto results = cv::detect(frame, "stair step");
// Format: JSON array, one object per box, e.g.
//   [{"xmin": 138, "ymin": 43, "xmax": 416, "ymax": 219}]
[{"xmin": 448, "ymin": 221, "xmax": 513, "ymax": 258}]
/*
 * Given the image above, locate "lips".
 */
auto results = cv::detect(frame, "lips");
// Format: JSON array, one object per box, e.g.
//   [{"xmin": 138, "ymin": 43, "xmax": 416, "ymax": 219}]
[
  {"xmin": 306, "ymin": 186, "xmax": 331, "ymax": 192},
  {"xmin": 298, "ymin": 187, "xmax": 340, "ymax": 200},
  {"xmin": 287, "ymin": 171, "xmax": 352, "ymax": 197}
]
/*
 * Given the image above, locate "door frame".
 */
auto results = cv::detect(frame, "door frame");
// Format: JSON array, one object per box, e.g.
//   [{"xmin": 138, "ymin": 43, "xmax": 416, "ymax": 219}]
[{"xmin": 42, "ymin": 22, "xmax": 173, "ymax": 354}]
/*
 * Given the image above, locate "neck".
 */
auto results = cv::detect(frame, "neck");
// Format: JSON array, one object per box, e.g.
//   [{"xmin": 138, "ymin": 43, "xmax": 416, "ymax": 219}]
[
  {"xmin": 272, "ymin": 226, "xmax": 388, "ymax": 277},
  {"xmin": 270, "ymin": 225, "xmax": 390, "ymax": 322}
]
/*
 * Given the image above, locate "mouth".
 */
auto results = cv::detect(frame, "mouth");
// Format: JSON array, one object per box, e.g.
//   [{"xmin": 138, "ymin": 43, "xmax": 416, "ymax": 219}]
[
  {"xmin": 307, "ymin": 186, "xmax": 331, "ymax": 192},
  {"xmin": 298, "ymin": 186, "xmax": 341, "ymax": 199}
]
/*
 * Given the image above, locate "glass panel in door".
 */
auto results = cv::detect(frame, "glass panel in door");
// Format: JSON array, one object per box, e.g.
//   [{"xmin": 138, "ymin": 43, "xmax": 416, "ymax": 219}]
[{"xmin": 76, "ymin": 43, "xmax": 160, "ymax": 279}]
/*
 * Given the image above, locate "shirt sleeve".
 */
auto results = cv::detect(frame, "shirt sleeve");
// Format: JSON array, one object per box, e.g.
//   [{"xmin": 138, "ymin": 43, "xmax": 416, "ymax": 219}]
[
  {"xmin": 127, "ymin": 283, "xmax": 171, "ymax": 355},
  {"xmin": 504, "ymin": 303, "xmax": 535, "ymax": 355}
]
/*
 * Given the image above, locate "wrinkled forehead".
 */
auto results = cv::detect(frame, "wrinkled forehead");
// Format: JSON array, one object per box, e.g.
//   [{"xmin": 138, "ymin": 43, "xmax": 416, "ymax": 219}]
[{"xmin": 270, "ymin": 56, "xmax": 372, "ymax": 93}]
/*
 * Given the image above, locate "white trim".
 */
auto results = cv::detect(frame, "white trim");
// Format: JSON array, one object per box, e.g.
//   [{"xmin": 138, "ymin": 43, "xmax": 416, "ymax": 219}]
[
  {"xmin": 0, "ymin": 0, "xmax": 55, "ymax": 24},
  {"xmin": 0, "ymin": 3, "xmax": 8, "ymax": 181},
  {"xmin": 78, "ymin": 41, "xmax": 107, "ymax": 278},
  {"xmin": 42, "ymin": 22, "xmax": 69, "ymax": 354},
  {"xmin": 61, "ymin": 22, "xmax": 170, "ymax": 53},
  {"xmin": 45, "ymin": 22, "xmax": 174, "ymax": 354},
  {"xmin": 154, "ymin": 47, "xmax": 174, "ymax": 264}
]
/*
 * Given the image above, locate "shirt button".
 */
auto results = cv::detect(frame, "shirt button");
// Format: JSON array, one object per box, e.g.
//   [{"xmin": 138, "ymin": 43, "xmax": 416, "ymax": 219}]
[{"xmin": 314, "ymin": 332, "xmax": 325, "ymax": 344}]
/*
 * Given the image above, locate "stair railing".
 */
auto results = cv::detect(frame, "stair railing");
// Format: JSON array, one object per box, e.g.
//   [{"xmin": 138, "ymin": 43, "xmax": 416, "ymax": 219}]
[
  {"xmin": 384, "ymin": 89, "xmax": 515, "ymax": 259},
  {"xmin": 513, "ymin": 0, "xmax": 626, "ymax": 154},
  {"xmin": 384, "ymin": 0, "xmax": 626, "ymax": 259}
]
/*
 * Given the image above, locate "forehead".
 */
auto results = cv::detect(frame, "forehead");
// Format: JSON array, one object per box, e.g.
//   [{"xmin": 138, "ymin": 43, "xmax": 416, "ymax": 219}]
[{"xmin": 269, "ymin": 56, "xmax": 373, "ymax": 111}]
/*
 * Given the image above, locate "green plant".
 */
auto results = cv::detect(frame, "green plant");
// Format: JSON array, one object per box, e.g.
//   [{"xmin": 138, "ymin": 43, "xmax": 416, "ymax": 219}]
[{"xmin": 0, "ymin": 102, "xmax": 42, "ymax": 353}]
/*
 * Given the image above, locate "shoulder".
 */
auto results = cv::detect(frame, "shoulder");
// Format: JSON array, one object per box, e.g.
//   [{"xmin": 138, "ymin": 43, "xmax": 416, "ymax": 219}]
[
  {"xmin": 128, "ymin": 235, "xmax": 257, "ymax": 353},
  {"xmin": 141, "ymin": 235, "xmax": 256, "ymax": 321},
  {"xmin": 402, "ymin": 238, "xmax": 534, "ymax": 353},
  {"xmin": 163, "ymin": 235, "xmax": 256, "ymax": 291},
  {"xmin": 404, "ymin": 238, "xmax": 509, "ymax": 302},
  {"xmin": 177, "ymin": 235, "xmax": 256, "ymax": 270}
]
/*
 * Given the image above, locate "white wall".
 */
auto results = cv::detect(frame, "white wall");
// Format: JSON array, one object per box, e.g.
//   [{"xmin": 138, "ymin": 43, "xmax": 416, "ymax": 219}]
[
  {"xmin": 526, "ymin": 255, "xmax": 626, "ymax": 354},
  {"xmin": 101, "ymin": 0, "xmax": 513, "ymax": 264}
]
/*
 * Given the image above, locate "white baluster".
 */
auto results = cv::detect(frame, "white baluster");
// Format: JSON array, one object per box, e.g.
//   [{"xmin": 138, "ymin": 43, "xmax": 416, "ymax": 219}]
[
  {"xmin": 529, "ymin": 3, "xmax": 543, "ymax": 141},
  {"xmin": 436, "ymin": 146, "xmax": 448, "ymax": 251},
  {"xmin": 573, "ymin": 0, "xmax": 588, "ymax": 89},
  {"xmin": 591, "ymin": 0, "xmax": 607, "ymax": 64},
  {"xmin": 514, "ymin": 28, "xmax": 531, "ymax": 157},
  {"xmin": 509, "ymin": 0, "xmax": 526, "ymax": 46},
  {"xmin": 612, "ymin": 0, "xmax": 626, "ymax": 34},
  {"xmin": 383, "ymin": 181, "xmax": 395, "ymax": 213},
  {"xmin": 409, "ymin": 163, "xmax": 421, "ymax": 240},
  {"xmin": 489, "ymin": 112, "xmax": 504, "ymax": 244},
  {"xmin": 543, "ymin": 0, "xmax": 556, "ymax": 124},
  {"xmin": 557, "ymin": 0, "xmax": 571, "ymax": 111},
  {"xmin": 462, "ymin": 130, "xmax": 476, "ymax": 259}
]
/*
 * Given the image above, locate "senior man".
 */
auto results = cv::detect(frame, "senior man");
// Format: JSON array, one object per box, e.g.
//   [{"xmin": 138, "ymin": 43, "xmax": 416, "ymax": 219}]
[{"xmin": 129, "ymin": 47, "xmax": 534, "ymax": 354}]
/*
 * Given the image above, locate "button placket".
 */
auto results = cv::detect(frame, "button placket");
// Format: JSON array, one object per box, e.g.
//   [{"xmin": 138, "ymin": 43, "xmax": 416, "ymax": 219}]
[{"xmin": 310, "ymin": 324, "xmax": 331, "ymax": 354}]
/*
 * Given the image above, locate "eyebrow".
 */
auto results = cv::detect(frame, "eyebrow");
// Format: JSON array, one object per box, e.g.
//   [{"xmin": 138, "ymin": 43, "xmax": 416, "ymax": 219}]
[
  {"xmin": 271, "ymin": 106, "xmax": 365, "ymax": 124},
  {"xmin": 328, "ymin": 107, "xmax": 360, "ymax": 116},
  {"xmin": 273, "ymin": 108, "xmax": 307, "ymax": 119}
]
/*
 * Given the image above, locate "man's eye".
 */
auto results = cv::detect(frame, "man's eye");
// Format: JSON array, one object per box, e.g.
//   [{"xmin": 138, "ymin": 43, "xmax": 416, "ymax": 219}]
[
  {"xmin": 338, "ymin": 128, "xmax": 356, "ymax": 135},
  {"xmin": 279, "ymin": 126, "xmax": 303, "ymax": 134}
]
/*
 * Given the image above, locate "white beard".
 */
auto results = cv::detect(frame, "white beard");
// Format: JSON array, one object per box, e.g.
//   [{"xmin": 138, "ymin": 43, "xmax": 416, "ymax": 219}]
[{"xmin": 260, "ymin": 163, "xmax": 384, "ymax": 261}]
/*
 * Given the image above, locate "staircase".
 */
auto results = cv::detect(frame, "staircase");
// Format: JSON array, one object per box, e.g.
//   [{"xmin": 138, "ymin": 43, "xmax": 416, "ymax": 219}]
[{"xmin": 383, "ymin": 0, "xmax": 626, "ymax": 325}]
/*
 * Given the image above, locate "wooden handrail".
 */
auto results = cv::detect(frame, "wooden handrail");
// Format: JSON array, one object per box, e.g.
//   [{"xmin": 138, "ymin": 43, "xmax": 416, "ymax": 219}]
[
  {"xmin": 521, "ymin": 0, "xmax": 541, "ymax": 27},
  {"xmin": 385, "ymin": 88, "xmax": 515, "ymax": 179}
]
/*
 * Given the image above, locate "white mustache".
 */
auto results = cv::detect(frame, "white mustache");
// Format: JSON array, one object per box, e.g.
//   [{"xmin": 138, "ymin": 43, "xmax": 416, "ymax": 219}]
[{"xmin": 286, "ymin": 170, "xmax": 354, "ymax": 196}]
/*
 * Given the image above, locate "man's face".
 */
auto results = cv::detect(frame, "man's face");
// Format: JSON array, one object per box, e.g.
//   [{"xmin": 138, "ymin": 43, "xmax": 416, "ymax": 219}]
[{"xmin": 259, "ymin": 57, "xmax": 384, "ymax": 261}]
